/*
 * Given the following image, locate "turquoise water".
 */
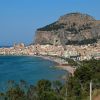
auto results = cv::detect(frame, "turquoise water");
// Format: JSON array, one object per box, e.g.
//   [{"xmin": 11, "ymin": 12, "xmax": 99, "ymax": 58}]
[{"xmin": 0, "ymin": 56, "xmax": 66, "ymax": 90}]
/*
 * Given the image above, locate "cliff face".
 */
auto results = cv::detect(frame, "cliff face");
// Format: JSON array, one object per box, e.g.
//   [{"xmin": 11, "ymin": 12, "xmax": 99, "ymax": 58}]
[{"xmin": 35, "ymin": 12, "xmax": 100, "ymax": 45}]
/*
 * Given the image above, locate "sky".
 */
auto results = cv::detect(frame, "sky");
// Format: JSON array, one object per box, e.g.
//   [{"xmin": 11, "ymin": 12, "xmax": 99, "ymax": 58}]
[{"xmin": 0, "ymin": 0, "xmax": 100, "ymax": 46}]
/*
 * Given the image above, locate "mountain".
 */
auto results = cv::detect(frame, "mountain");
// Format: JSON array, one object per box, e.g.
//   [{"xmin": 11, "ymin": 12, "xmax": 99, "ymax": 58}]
[{"xmin": 34, "ymin": 12, "xmax": 100, "ymax": 45}]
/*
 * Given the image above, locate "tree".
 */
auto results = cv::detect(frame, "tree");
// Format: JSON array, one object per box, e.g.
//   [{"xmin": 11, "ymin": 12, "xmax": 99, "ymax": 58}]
[
  {"xmin": 74, "ymin": 66, "xmax": 93, "ymax": 83},
  {"xmin": 6, "ymin": 85, "xmax": 26, "ymax": 100},
  {"xmin": 27, "ymin": 85, "xmax": 38, "ymax": 100},
  {"xmin": 53, "ymin": 80, "xmax": 63, "ymax": 94}
]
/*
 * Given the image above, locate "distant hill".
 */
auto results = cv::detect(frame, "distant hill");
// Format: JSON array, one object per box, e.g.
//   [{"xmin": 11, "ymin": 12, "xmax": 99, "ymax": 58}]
[{"xmin": 34, "ymin": 12, "xmax": 100, "ymax": 45}]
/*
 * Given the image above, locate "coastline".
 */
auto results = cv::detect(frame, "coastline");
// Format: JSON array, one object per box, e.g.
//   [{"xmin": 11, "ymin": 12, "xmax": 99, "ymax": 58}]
[
  {"xmin": 34, "ymin": 55, "xmax": 76, "ymax": 76},
  {"xmin": 0, "ymin": 54, "xmax": 76, "ymax": 75}
]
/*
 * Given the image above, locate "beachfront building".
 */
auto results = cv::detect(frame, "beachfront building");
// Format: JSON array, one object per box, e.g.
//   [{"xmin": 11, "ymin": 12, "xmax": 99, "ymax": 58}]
[
  {"xmin": 63, "ymin": 50, "xmax": 80, "ymax": 60},
  {"xmin": 91, "ymin": 53, "xmax": 100, "ymax": 60}
]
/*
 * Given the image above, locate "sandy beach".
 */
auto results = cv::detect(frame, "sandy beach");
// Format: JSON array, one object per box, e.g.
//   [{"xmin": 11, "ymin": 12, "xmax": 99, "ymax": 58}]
[{"xmin": 34, "ymin": 55, "xmax": 76, "ymax": 76}]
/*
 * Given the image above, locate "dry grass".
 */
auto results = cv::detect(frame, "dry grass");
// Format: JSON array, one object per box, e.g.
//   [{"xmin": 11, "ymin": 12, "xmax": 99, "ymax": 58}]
[{"xmin": 93, "ymin": 89, "xmax": 100, "ymax": 100}]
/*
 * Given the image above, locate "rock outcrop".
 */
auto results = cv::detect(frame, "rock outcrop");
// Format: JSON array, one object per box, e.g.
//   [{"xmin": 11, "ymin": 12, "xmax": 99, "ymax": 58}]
[{"xmin": 34, "ymin": 12, "xmax": 100, "ymax": 45}]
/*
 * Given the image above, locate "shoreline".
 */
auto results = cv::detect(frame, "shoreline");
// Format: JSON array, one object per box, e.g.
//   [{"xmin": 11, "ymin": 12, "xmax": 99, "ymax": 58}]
[
  {"xmin": 33, "ymin": 55, "xmax": 76, "ymax": 76},
  {"xmin": 0, "ymin": 54, "xmax": 76, "ymax": 75}
]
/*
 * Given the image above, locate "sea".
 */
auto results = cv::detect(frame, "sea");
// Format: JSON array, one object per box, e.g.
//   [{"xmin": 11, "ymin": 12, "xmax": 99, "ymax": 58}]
[{"xmin": 0, "ymin": 56, "xmax": 67, "ymax": 91}]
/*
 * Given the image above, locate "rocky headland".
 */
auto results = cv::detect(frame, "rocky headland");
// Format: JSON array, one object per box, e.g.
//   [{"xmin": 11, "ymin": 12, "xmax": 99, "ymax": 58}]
[{"xmin": 35, "ymin": 12, "xmax": 100, "ymax": 45}]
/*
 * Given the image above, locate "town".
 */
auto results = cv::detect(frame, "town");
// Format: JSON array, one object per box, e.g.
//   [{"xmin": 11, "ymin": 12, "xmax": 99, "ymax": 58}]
[{"xmin": 0, "ymin": 41, "xmax": 100, "ymax": 61}]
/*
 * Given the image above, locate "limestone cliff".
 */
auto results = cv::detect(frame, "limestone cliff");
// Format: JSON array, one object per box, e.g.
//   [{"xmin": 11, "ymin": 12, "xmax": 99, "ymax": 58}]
[{"xmin": 35, "ymin": 12, "xmax": 100, "ymax": 45}]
